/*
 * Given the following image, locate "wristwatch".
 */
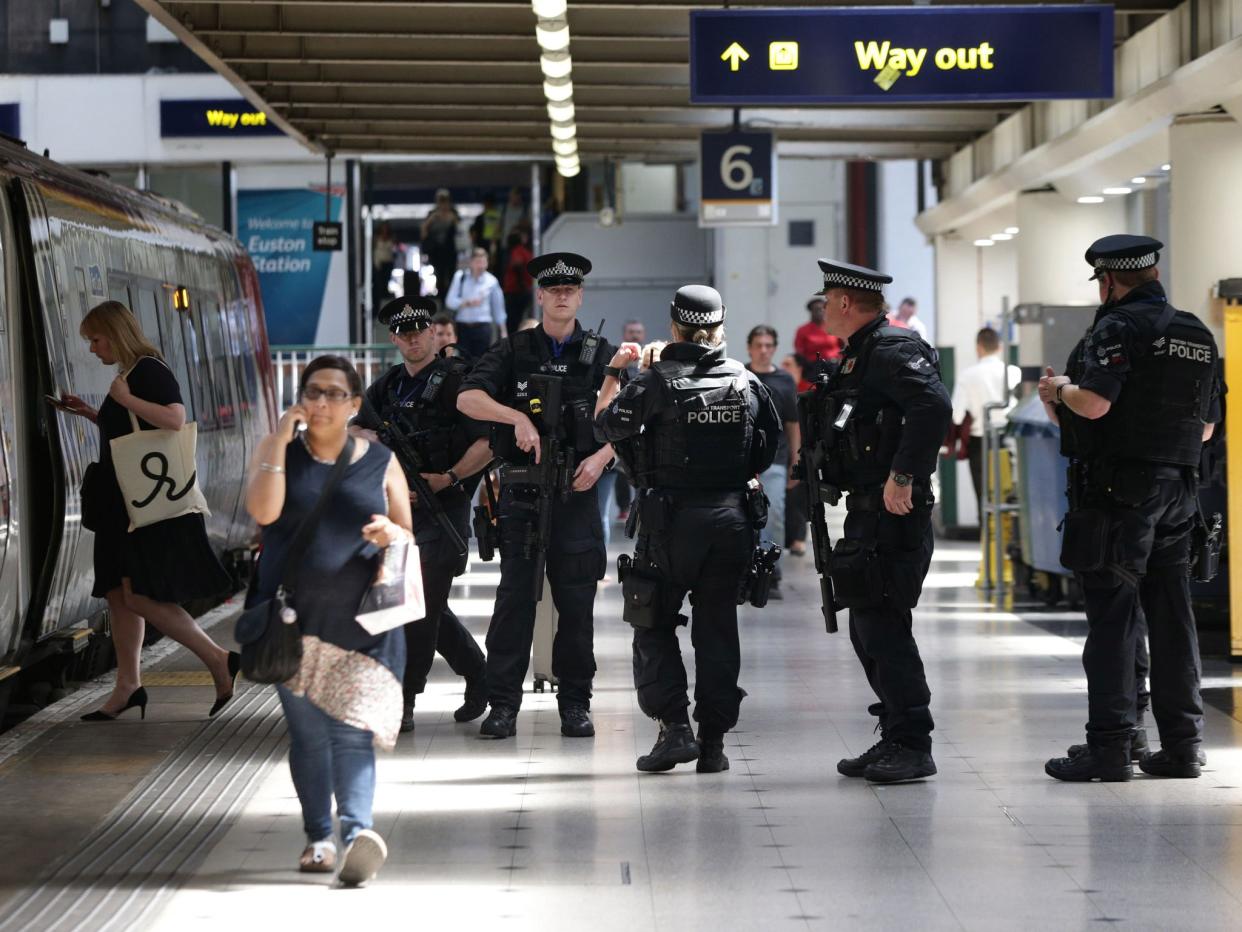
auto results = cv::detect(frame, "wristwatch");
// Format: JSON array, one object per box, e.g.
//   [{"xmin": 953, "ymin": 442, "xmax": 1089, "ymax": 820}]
[
  {"xmin": 603, "ymin": 365, "xmax": 623, "ymax": 380},
  {"xmin": 1055, "ymin": 383, "xmax": 1067, "ymax": 405},
  {"xmin": 891, "ymin": 472, "xmax": 913, "ymax": 487},
  {"xmin": 445, "ymin": 469, "xmax": 462, "ymax": 489}
]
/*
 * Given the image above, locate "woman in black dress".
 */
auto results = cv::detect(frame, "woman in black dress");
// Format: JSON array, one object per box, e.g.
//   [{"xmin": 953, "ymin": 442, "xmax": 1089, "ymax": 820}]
[{"xmin": 58, "ymin": 301, "xmax": 237, "ymax": 720}]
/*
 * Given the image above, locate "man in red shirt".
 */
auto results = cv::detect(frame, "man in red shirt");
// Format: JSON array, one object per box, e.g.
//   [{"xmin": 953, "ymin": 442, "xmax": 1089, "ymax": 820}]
[
  {"xmin": 502, "ymin": 229, "xmax": 534, "ymax": 333},
  {"xmin": 794, "ymin": 296, "xmax": 843, "ymax": 371}
]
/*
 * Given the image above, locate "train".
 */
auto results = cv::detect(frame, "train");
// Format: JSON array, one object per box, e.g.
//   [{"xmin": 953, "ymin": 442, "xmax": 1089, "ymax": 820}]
[{"xmin": 0, "ymin": 138, "xmax": 275, "ymax": 722}]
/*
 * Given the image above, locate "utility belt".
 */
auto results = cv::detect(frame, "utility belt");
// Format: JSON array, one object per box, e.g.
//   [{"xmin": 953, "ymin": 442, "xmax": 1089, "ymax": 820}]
[{"xmin": 825, "ymin": 484, "xmax": 932, "ymax": 610}]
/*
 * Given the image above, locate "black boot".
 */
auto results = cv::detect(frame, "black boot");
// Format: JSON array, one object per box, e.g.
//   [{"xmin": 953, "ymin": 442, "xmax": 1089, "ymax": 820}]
[
  {"xmin": 838, "ymin": 738, "xmax": 896, "ymax": 778},
  {"xmin": 455, "ymin": 674, "xmax": 488, "ymax": 723},
  {"xmin": 1068, "ymin": 727, "xmax": 1148, "ymax": 762},
  {"xmin": 399, "ymin": 701, "xmax": 415, "ymax": 734},
  {"xmin": 479, "ymin": 704, "xmax": 518, "ymax": 739},
  {"xmin": 559, "ymin": 705, "xmax": 595, "ymax": 738},
  {"xmin": 696, "ymin": 728, "xmax": 729, "ymax": 773},
  {"xmin": 1139, "ymin": 749, "xmax": 1202, "ymax": 778},
  {"xmin": 863, "ymin": 743, "xmax": 937, "ymax": 783},
  {"xmin": 1046, "ymin": 744, "xmax": 1132, "ymax": 782},
  {"xmin": 636, "ymin": 722, "xmax": 699, "ymax": 773}
]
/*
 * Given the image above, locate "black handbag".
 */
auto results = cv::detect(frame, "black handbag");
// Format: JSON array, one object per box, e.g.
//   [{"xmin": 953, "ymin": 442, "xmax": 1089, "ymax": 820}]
[{"xmin": 235, "ymin": 438, "xmax": 354, "ymax": 684}]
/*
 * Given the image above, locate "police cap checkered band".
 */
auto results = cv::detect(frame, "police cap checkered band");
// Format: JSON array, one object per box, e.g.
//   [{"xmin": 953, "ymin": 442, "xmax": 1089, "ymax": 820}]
[
  {"xmin": 1094, "ymin": 253, "xmax": 1158, "ymax": 271},
  {"xmin": 528, "ymin": 251, "xmax": 593, "ymax": 285},
  {"xmin": 378, "ymin": 296, "xmax": 435, "ymax": 332},
  {"xmin": 670, "ymin": 284, "xmax": 726, "ymax": 326},
  {"xmin": 814, "ymin": 259, "xmax": 892, "ymax": 295},
  {"xmin": 1084, "ymin": 235, "xmax": 1163, "ymax": 280}
]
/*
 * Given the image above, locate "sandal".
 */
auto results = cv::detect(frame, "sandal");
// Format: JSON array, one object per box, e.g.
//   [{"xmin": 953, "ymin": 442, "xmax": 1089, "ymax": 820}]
[{"xmin": 299, "ymin": 839, "xmax": 337, "ymax": 873}]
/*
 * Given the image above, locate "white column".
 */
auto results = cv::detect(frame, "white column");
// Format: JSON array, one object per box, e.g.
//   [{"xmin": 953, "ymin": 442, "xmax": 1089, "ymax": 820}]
[
  {"xmin": 1015, "ymin": 189, "xmax": 1125, "ymax": 311},
  {"xmin": 1169, "ymin": 112, "xmax": 1242, "ymax": 346}
]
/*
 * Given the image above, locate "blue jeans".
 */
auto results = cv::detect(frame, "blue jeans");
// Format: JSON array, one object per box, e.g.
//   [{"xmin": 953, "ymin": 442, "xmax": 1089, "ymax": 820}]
[
  {"xmin": 277, "ymin": 686, "xmax": 376, "ymax": 846},
  {"xmin": 596, "ymin": 469, "xmax": 618, "ymax": 546},
  {"xmin": 758, "ymin": 464, "xmax": 787, "ymax": 576}
]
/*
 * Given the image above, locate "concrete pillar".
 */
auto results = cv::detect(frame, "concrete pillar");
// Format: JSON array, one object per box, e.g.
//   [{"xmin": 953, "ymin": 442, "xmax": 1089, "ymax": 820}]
[
  {"xmin": 1169, "ymin": 112, "xmax": 1242, "ymax": 345},
  {"xmin": 1015, "ymin": 189, "xmax": 1125, "ymax": 311}
]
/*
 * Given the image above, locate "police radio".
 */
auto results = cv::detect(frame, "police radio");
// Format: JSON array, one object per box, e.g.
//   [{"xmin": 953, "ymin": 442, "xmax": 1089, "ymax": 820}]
[{"xmin": 579, "ymin": 318, "xmax": 606, "ymax": 365}]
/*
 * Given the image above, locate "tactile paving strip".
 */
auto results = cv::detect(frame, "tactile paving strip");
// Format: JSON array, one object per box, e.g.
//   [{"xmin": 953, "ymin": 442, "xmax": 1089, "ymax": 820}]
[{"xmin": 0, "ymin": 685, "xmax": 284, "ymax": 932}]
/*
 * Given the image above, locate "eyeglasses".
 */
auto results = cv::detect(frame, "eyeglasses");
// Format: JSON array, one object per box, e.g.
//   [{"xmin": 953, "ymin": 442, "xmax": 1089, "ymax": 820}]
[{"xmin": 301, "ymin": 386, "xmax": 355, "ymax": 403}]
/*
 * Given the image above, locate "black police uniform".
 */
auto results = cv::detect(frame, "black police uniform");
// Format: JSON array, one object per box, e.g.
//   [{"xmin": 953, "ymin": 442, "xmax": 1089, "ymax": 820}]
[
  {"xmin": 596, "ymin": 285, "xmax": 781, "ymax": 773},
  {"xmin": 1046, "ymin": 235, "xmax": 1221, "ymax": 782},
  {"xmin": 355, "ymin": 297, "xmax": 490, "ymax": 730},
  {"xmin": 459, "ymin": 253, "xmax": 615, "ymax": 737},
  {"xmin": 805, "ymin": 260, "xmax": 951, "ymax": 783}
]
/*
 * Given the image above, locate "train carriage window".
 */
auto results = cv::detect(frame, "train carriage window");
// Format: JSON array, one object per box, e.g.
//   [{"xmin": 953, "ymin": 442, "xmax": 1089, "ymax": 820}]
[
  {"xmin": 186, "ymin": 299, "xmax": 218, "ymax": 431},
  {"xmin": 75, "ymin": 267, "xmax": 88, "ymax": 314},
  {"xmin": 137, "ymin": 286, "xmax": 194, "ymax": 420},
  {"xmin": 201, "ymin": 298, "xmax": 237, "ymax": 429}
]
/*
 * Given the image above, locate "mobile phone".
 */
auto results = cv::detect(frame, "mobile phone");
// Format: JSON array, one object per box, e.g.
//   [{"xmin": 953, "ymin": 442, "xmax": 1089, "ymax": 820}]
[{"xmin": 45, "ymin": 394, "xmax": 71, "ymax": 411}]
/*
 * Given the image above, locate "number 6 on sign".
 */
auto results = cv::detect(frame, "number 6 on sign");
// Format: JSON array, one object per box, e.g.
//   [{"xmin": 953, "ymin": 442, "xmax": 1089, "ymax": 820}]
[{"xmin": 721, "ymin": 145, "xmax": 755, "ymax": 191}]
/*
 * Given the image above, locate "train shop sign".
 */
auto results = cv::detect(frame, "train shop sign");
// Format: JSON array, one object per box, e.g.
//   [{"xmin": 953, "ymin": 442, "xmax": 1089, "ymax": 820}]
[
  {"xmin": 690, "ymin": 6, "xmax": 1114, "ymax": 104},
  {"xmin": 160, "ymin": 98, "xmax": 284, "ymax": 138}
]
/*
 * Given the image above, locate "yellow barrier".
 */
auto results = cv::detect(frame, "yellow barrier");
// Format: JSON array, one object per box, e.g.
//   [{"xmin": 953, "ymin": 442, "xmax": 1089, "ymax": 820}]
[
  {"xmin": 977, "ymin": 447, "xmax": 1016, "ymax": 588},
  {"xmin": 1225, "ymin": 302, "xmax": 1242, "ymax": 658}
]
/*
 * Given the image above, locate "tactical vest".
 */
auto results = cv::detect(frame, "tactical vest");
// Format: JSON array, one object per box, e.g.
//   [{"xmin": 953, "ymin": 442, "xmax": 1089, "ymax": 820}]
[
  {"xmin": 508, "ymin": 327, "xmax": 608, "ymax": 455},
  {"xmin": 378, "ymin": 357, "xmax": 469, "ymax": 472},
  {"xmin": 1061, "ymin": 300, "xmax": 1215, "ymax": 467},
  {"xmin": 820, "ymin": 325, "xmax": 938, "ymax": 491},
  {"xmin": 632, "ymin": 355, "xmax": 754, "ymax": 490}
]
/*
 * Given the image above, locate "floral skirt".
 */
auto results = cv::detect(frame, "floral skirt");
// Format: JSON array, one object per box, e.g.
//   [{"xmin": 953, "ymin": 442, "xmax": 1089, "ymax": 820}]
[{"xmin": 285, "ymin": 635, "xmax": 404, "ymax": 751}]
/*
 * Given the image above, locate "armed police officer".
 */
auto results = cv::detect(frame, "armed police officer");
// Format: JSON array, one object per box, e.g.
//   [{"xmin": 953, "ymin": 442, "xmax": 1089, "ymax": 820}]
[
  {"xmin": 594, "ymin": 285, "xmax": 780, "ymax": 774},
  {"xmin": 801, "ymin": 260, "xmax": 951, "ymax": 784},
  {"xmin": 353, "ymin": 297, "xmax": 492, "ymax": 734},
  {"xmin": 457, "ymin": 253, "xmax": 617, "ymax": 739},
  {"xmin": 1041, "ymin": 235, "xmax": 1221, "ymax": 782}
]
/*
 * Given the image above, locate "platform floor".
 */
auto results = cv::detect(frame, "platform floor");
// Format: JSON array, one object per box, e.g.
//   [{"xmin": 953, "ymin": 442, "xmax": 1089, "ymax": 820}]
[{"xmin": 2, "ymin": 533, "xmax": 1242, "ymax": 932}]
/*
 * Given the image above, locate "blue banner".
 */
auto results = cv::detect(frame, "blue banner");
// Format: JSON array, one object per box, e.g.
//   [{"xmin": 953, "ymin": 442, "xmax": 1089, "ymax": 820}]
[
  {"xmin": 237, "ymin": 189, "xmax": 341, "ymax": 346},
  {"xmin": 691, "ymin": 6, "xmax": 1113, "ymax": 104}
]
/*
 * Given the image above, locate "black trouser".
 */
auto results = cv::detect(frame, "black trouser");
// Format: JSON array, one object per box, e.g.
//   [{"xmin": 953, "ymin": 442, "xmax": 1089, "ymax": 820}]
[
  {"xmin": 785, "ymin": 479, "xmax": 807, "ymax": 547},
  {"xmin": 455, "ymin": 322, "xmax": 495, "ymax": 361},
  {"xmin": 504, "ymin": 291, "xmax": 531, "ymax": 334},
  {"xmin": 631, "ymin": 493, "xmax": 752, "ymax": 734},
  {"xmin": 485, "ymin": 481, "xmax": 605, "ymax": 710},
  {"xmin": 1078, "ymin": 466, "xmax": 1201, "ymax": 754},
  {"xmin": 843, "ymin": 501, "xmax": 935, "ymax": 752},
  {"xmin": 403, "ymin": 504, "xmax": 487, "ymax": 703},
  {"xmin": 615, "ymin": 472, "xmax": 633, "ymax": 513}
]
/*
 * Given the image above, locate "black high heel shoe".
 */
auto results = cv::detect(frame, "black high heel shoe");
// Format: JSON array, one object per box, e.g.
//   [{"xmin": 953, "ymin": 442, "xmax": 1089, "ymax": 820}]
[
  {"xmin": 209, "ymin": 651, "xmax": 242, "ymax": 718},
  {"xmin": 81, "ymin": 686, "xmax": 148, "ymax": 721}
]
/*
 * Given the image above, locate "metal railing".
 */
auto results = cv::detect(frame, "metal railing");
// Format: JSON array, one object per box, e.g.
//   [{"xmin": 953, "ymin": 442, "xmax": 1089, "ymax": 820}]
[{"xmin": 269, "ymin": 344, "xmax": 400, "ymax": 408}]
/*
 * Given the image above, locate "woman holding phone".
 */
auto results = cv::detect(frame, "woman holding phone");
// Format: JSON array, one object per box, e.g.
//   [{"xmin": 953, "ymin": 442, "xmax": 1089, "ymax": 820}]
[{"xmin": 56, "ymin": 301, "xmax": 236, "ymax": 721}]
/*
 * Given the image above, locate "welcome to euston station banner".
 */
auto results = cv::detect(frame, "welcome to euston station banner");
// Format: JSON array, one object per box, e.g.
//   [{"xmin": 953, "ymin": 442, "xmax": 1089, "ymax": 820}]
[{"xmin": 690, "ymin": 6, "xmax": 1114, "ymax": 104}]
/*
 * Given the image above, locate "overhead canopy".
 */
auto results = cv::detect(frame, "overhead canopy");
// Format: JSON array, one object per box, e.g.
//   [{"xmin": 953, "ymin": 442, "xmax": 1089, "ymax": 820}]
[{"xmin": 137, "ymin": 0, "xmax": 1175, "ymax": 162}]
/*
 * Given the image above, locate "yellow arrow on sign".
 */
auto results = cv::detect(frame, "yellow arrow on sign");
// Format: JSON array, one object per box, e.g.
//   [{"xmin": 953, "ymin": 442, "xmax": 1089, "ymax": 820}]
[{"xmin": 721, "ymin": 41, "xmax": 750, "ymax": 72}]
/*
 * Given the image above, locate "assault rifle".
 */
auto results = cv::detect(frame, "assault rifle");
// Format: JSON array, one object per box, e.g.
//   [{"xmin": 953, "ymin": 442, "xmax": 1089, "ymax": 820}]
[
  {"xmin": 360, "ymin": 396, "xmax": 468, "ymax": 557},
  {"xmin": 500, "ymin": 373, "xmax": 572, "ymax": 602},
  {"xmin": 796, "ymin": 381, "xmax": 841, "ymax": 634}
]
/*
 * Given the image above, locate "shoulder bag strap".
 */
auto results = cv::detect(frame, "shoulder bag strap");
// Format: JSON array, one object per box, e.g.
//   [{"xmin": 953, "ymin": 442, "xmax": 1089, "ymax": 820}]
[{"xmin": 280, "ymin": 436, "xmax": 355, "ymax": 594}]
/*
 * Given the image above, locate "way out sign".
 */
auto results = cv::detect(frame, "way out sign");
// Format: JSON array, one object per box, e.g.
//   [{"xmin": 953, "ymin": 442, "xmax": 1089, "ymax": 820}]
[{"xmin": 699, "ymin": 130, "xmax": 777, "ymax": 227}]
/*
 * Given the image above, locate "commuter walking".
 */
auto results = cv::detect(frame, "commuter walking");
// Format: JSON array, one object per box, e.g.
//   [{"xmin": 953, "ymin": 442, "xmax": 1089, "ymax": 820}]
[
  {"xmin": 447, "ymin": 247, "xmax": 507, "ymax": 359},
  {"xmin": 355, "ymin": 298, "xmax": 492, "ymax": 735},
  {"xmin": 59, "ymin": 301, "xmax": 235, "ymax": 722},
  {"xmin": 794, "ymin": 296, "xmax": 843, "ymax": 372},
  {"xmin": 1041, "ymin": 236, "xmax": 1221, "ymax": 782},
  {"xmin": 421, "ymin": 188, "xmax": 460, "ymax": 302},
  {"xmin": 457, "ymin": 252, "xmax": 616, "ymax": 739},
  {"xmin": 595, "ymin": 285, "xmax": 780, "ymax": 773},
  {"xmin": 245, "ymin": 355, "xmax": 413, "ymax": 885},
  {"xmin": 894, "ymin": 297, "xmax": 929, "ymax": 340},
  {"xmin": 502, "ymin": 229, "xmax": 534, "ymax": 334},
  {"xmin": 745, "ymin": 325, "xmax": 800, "ymax": 600},
  {"xmin": 801, "ymin": 260, "xmax": 952, "ymax": 783},
  {"xmin": 950, "ymin": 327, "xmax": 1022, "ymax": 520}
]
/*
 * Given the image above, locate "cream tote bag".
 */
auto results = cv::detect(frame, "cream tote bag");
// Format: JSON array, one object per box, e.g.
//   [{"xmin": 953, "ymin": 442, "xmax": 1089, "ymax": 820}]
[{"xmin": 108, "ymin": 362, "xmax": 210, "ymax": 531}]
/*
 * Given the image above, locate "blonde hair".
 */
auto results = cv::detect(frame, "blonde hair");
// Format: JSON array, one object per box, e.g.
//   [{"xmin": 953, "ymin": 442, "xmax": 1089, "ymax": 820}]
[
  {"xmin": 671, "ymin": 321, "xmax": 724, "ymax": 347},
  {"xmin": 79, "ymin": 301, "xmax": 162, "ymax": 370}
]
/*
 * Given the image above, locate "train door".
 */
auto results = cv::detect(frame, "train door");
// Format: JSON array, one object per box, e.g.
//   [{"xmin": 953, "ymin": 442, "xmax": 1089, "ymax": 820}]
[{"xmin": 0, "ymin": 186, "xmax": 24, "ymax": 658}]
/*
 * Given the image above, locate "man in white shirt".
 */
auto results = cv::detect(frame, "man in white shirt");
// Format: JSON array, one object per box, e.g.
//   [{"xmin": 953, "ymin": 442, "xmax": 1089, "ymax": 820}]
[
  {"xmin": 896, "ymin": 297, "xmax": 929, "ymax": 341},
  {"xmin": 951, "ymin": 326, "xmax": 1022, "ymax": 518},
  {"xmin": 446, "ymin": 247, "xmax": 507, "ymax": 359}
]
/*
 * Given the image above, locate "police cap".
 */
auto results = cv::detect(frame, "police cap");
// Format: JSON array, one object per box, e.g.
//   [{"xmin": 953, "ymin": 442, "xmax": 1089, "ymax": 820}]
[
  {"xmin": 1085, "ymin": 234, "xmax": 1163, "ymax": 281},
  {"xmin": 670, "ymin": 284, "xmax": 726, "ymax": 327},
  {"xmin": 815, "ymin": 259, "xmax": 893, "ymax": 295},
  {"xmin": 528, "ymin": 252, "xmax": 592, "ymax": 287},
  {"xmin": 378, "ymin": 296, "xmax": 436, "ymax": 334}
]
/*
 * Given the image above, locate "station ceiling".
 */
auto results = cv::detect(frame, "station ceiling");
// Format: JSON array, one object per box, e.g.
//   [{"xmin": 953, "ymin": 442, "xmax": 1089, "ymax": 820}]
[{"xmin": 140, "ymin": 0, "xmax": 1177, "ymax": 162}]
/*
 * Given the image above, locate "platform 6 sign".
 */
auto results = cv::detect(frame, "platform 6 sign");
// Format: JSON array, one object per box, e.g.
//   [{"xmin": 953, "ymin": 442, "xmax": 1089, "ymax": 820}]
[
  {"xmin": 690, "ymin": 6, "xmax": 1114, "ymax": 104},
  {"xmin": 699, "ymin": 130, "xmax": 776, "ymax": 228}
]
